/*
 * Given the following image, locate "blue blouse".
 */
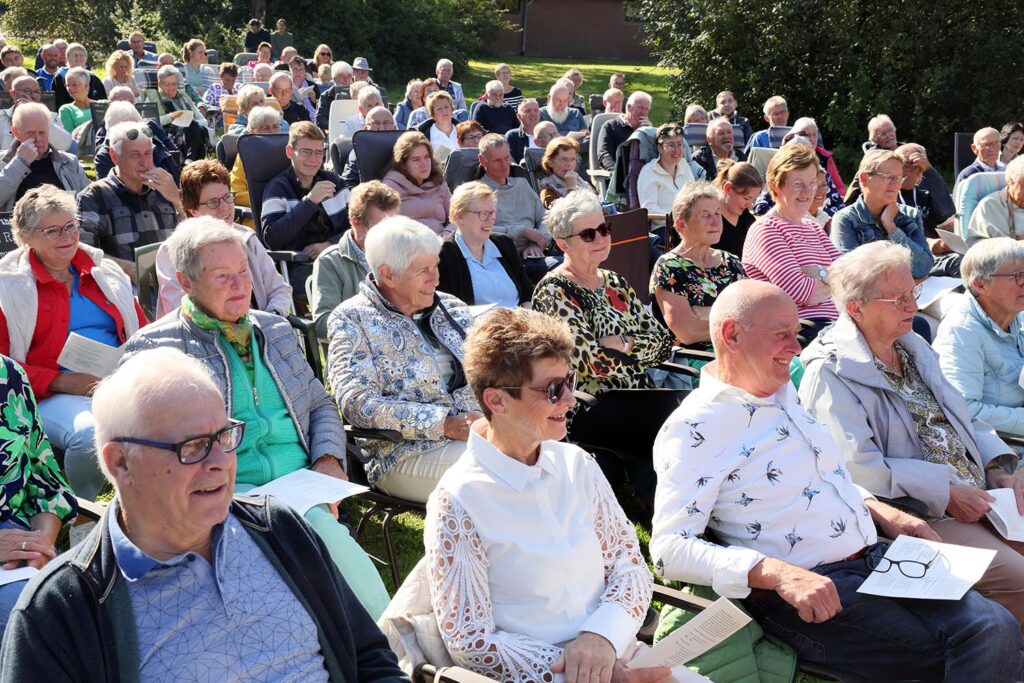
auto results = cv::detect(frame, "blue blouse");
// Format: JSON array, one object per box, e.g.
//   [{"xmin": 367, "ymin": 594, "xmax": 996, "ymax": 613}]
[
  {"xmin": 455, "ymin": 233, "xmax": 519, "ymax": 308},
  {"xmin": 67, "ymin": 268, "xmax": 120, "ymax": 350}
]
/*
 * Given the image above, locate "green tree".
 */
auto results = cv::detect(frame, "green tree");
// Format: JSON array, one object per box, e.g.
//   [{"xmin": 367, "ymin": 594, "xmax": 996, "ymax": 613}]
[{"xmin": 638, "ymin": 0, "xmax": 1024, "ymax": 176}]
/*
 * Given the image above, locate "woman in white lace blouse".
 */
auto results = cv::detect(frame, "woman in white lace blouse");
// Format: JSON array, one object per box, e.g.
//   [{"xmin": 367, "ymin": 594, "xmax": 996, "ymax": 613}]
[{"xmin": 424, "ymin": 308, "xmax": 668, "ymax": 683}]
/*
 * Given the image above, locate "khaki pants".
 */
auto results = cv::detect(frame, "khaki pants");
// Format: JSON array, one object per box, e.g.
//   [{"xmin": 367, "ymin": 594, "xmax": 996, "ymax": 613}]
[
  {"xmin": 930, "ymin": 517, "xmax": 1024, "ymax": 628},
  {"xmin": 376, "ymin": 441, "xmax": 469, "ymax": 503}
]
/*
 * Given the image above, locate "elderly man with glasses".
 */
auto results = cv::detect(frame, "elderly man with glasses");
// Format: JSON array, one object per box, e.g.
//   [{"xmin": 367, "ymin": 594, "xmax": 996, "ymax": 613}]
[
  {"xmin": 955, "ymin": 126, "xmax": 1005, "ymax": 195},
  {"xmin": 596, "ymin": 90, "xmax": 652, "ymax": 173},
  {"xmin": 653, "ymin": 277, "xmax": 1024, "ymax": 682},
  {"xmin": 0, "ymin": 347, "xmax": 408, "ymax": 682},
  {"xmin": 77, "ymin": 121, "xmax": 183, "ymax": 282},
  {"xmin": 0, "ymin": 76, "xmax": 72, "ymax": 152}
]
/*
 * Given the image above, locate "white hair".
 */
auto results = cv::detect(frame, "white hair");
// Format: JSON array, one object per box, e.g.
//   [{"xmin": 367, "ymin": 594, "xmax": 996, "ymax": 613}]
[
  {"xmin": 236, "ymin": 84, "xmax": 265, "ymax": 116},
  {"xmin": 331, "ymin": 61, "xmax": 353, "ymax": 79},
  {"xmin": 1006, "ymin": 155, "xmax": 1024, "ymax": 186},
  {"xmin": 93, "ymin": 348, "xmax": 222, "ymax": 481},
  {"xmin": 11, "ymin": 102, "xmax": 50, "ymax": 128},
  {"xmin": 357, "ymin": 85, "xmax": 381, "ymax": 110},
  {"xmin": 961, "ymin": 237, "xmax": 1024, "ymax": 296},
  {"xmin": 268, "ymin": 70, "xmax": 291, "ymax": 91},
  {"xmin": 65, "ymin": 66, "xmax": 90, "ymax": 87},
  {"xmin": 485, "ymin": 79, "xmax": 503, "ymax": 95},
  {"xmin": 364, "ymin": 216, "xmax": 442, "ymax": 278},
  {"xmin": 868, "ymin": 114, "xmax": 894, "ymax": 135},
  {"xmin": 246, "ymin": 105, "xmax": 281, "ymax": 131},
  {"xmin": 108, "ymin": 121, "xmax": 152, "ymax": 156},
  {"xmin": 164, "ymin": 216, "xmax": 244, "ymax": 281},
  {"xmin": 627, "ymin": 91, "xmax": 652, "ymax": 108},
  {"xmin": 792, "ymin": 116, "xmax": 817, "ymax": 132},
  {"xmin": 828, "ymin": 242, "xmax": 912, "ymax": 309},
  {"xmin": 546, "ymin": 191, "xmax": 603, "ymax": 239},
  {"xmin": 762, "ymin": 95, "xmax": 787, "ymax": 114},
  {"xmin": 104, "ymin": 101, "xmax": 142, "ymax": 128},
  {"xmin": 107, "ymin": 85, "xmax": 136, "ymax": 103},
  {"xmin": 156, "ymin": 64, "xmax": 180, "ymax": 83},
  {"xmin": 436, "ymin": 58, "xmax": 453, "ymax": 71}
]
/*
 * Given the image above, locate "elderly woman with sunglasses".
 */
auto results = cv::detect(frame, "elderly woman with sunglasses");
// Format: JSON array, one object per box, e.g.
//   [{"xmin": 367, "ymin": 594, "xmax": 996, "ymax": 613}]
[
  {"xmin": 800, "ymin": 241, "xmax": 1024, "ymax": 626},
  {"xmin": 0, "ymin": 185, "xmax": 146, "ymax": 500},
  {"xmin": 934, "ymin": 238, "xmax": 1024, "ymax": 438},
  {"xmin": 121, "ymin": 215, "xmax": 391, "ymax": 619},
  {"xmin": 423, "ymin": 307, "xmax": 669, "ymax": 683},
  {"xmin": 155, "ymin": 160, "xmax": 291, "ymax": 318},
  {"xmin": 533, "ymin": 192, "xmax": 674, "ymax": 509},
  {"xmin": 637, "ymin": 123, "xmax": 695, "ymax": 231},
  {"xmin": 830, "ymin": 149, "xmax": 934, "ymax": 279}
]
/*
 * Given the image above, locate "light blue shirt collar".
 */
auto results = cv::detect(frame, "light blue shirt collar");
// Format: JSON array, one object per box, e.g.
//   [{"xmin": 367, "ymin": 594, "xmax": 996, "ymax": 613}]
[{"xmin": 454, "ymin": 232, "xmax": 500, "ymax": 266}]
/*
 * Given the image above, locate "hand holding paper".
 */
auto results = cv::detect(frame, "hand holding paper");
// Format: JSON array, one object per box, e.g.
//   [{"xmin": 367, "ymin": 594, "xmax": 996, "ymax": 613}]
[
  {"xmin": 628, "ymin": 598, "xmax": 749, "ymax": 671},
  {"xmin": 56, "ymin": 333, "xmax": 124, "ymax": 377}
]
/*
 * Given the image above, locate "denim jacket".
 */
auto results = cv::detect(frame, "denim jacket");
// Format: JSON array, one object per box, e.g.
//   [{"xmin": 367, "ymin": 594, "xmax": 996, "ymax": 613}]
[
  {"xmin": 830, "ymin": 196, "xmax": 934, "ymax": 279},
  {"xmin": 934, "ymin": 292, "xmax": 1024, "ymax": 435},
  {"xmin": 327, "ymin": 278, "xmax": 478, "ymax": 485}
]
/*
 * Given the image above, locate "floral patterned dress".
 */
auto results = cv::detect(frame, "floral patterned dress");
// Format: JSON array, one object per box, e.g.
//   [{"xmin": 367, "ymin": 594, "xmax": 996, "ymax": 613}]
[
  {"xmin": 532, "ymin": 270, "xmax": 673, "ymax": 395},
  {"xmin": 0, "ymin": 355, "xmax": 78, "ymax": 527},
  {"xmin": 650, "ymin": 249, "xmax": 745, "ymax": 350}
]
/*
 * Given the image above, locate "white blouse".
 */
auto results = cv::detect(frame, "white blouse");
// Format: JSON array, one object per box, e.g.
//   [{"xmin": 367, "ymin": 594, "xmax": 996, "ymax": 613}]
[
  {"xmin": 425, "ymin": 430, "xmax": 652, "ymax": 683},
  {"xmin": 429, "ymin": 122, "xmax": 459, "ymax": 154}
]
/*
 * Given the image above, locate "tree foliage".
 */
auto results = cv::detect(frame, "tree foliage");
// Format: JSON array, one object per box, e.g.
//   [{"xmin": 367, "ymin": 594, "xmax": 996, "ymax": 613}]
[
  {"xmin": 638, "ymin": 0, "xmax": 1024, "ymax": 175},
  {"xmin": 0, "ymin": 0, "xmax": 508, "ymax": 85}
]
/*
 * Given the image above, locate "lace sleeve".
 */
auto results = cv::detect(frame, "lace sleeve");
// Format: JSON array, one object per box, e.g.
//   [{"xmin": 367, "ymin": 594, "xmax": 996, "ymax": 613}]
[
  {"xmin": 427, "ymin": 489, "xmax": 564, "ymax": 683},
  {"xmin": 591, "ymin": 462, "xmax": 653, "ymax": 626}
]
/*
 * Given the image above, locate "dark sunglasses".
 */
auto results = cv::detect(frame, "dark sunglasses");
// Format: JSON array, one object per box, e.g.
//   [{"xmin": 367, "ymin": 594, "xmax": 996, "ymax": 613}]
[
  {"xmin": 124, "ymin": 126, "xmax": 153, "ymax": 141},
  {"xmin": 566, "ymin": 223, "xmax": 611, "ymax": 243},
  {"xmin": 656, "ymin": 125, "xmax": 684, "ymax": 140},
  {"xmin": 497, "ymin": 370, "xmax": 577, "ymax": 405}
]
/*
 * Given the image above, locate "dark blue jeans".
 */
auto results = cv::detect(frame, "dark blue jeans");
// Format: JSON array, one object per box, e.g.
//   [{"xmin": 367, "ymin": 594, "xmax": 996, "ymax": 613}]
[{"xmin": 744, "ymin": 543, "xmax": 1024, "ymax": 682}]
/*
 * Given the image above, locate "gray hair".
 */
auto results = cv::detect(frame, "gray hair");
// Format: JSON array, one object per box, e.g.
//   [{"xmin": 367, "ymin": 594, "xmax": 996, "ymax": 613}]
[
  {"xmin": 66, "ymin": 43, "xmax": 87, "ymax": 59},
  {"xmin": 364, "ymin": 216, "xmax": 442, "ymax": 278},
  {"xmin": 792, "ymin": 116, "xmax": 818, "ymax": 133},
  {"xmin": 517, "ymin": 97, "xmax": 539, "ymax": 114},
  {"xmin": 961, "ymin": 237, "xmax": 1024, "ymax": 296},
  {"xmin": 103, "ymin": 101, "xmax": 141, "ymax": 128},
  {"xmin": 11, "ymin": 184, "xmax": 76, "ymax": 246},
  {"xmin": 829, "ymin": 242, "xmax": 912, "ymax": 309},
  {"xmin": 156, "ymin": 64, "xmax": 180, "ymax": 83},
  {"xmin": 108, "ymin": 121, "xmax": 153, "ymax": 156},
  {"xmin": 546, "ymin": 191, "xmax": 603, "ymax": 240},
  {"xmin": 165, "ymin": 216, "xmax": 245, "ymax": 282},
  {"xmin": 357, "ymin": 85, "xmax": 381, "ymax": 110},
  {"xmin": 64, "ymin": 66, "xmax": 90, "ymax": 87},
  {"xmin": 268, "ymin": 70, "xmax": 291, "ymax": 91},
  {"xmin": 93, "ymin": 347, "xmax": 221, "ymax": 480},
  {"xmin": 485, "ymin": 79, "xmax": 503, "ymax": 95},
  {"xmin": 1006, "ymin": 155, "xmax": 1024, "ymax": 187},
  {"xmin": 671, "ymin": 180, "xmax": 721, "ymax": 223},
  {"xmin": 247, "ymin": 105, "xmax": 281, "ymax": 131},
  {"xmin": 236, "ymin": 84, "xmax": 265, "ymax": 116},
  {"xmin": 762, "ymin": 95, "xmax": 787, "ymax": 114},
  {"xmin": 868, "ymin": 114, "xmax": 894, "ymax": 135},
  {"xmin": 12, "ymin": 102, "xmax": 50, "ymax": 129},
  {"xmin": 478, "ymin": 132, "xmax": 507, "ymax": 156},
  {"xmin": 107, "ymin": 85, "xmax": 136, "ymax": 102},
  {"xmin": 684, "ymin": 104, "xmax": 708, "ymax": 123},
  {"xmin": 331, "ymin": 61, "xmax": 353, "ymax": 79},
  {"xmin": 627, "ymin": 90, "xmax": 652, "ymax": 108},
  {"xmin": 0, "ymin": 66, "xmax": 27, "ymax": 90}
]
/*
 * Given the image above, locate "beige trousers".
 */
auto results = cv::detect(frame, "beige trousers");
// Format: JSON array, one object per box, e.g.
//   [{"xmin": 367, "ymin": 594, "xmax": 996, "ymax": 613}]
[
  {"xmin": 375, "ymin": 441, "xmax": 469, "ymax": 503},
  {"xmin": 930, "ymin": 517, "xmax": 1024, "ymax": 628}
]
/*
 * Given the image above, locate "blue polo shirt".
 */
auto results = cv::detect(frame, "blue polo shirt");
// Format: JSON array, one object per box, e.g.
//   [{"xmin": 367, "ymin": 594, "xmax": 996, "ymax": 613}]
[
  {"xmin": 455, "ymin": 233, "xmax": 519, "ymax": 308},
  {"xmin": 108, "ymin": 499, "xmax": 329, "ymax": 681}
]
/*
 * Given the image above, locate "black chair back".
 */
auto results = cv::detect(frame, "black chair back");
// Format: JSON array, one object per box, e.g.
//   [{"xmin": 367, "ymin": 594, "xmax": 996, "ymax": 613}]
[
  {"xmin": 589, "ymin": 93, "xmax": 604, "ymax": 115},
  {"xmin": 353, "ymin": 129, "xmax": 405, "ymax": 181},
  {"xmin": 40, "ymin": 92, "xmax": 56, "ymax": 113},
  {"xmin": 954, "ymin": 132, "xmax": 975, "ymax": 178},
  {"xmin": 216, "ymin": 134, "xmax": 240, "ymax": 170},
  {"xmin": 604, "ymin": 209, "xmax": 652, "ymax": 304},
  {"xmin": 330, "ymin": 137, "xmax": 354, "ymax": 173},
  {"xmin": 206, "ymin": 49, "xmax": 219, "ymax": 65},
  {"xmin": 522, "ymin": 147, "xmax": 546, "ymax": 193},
  {"xmin": 0, "ymin": 92, "xmax": 13, "ymax": 110},
  {"xmin": 0, "ymin": 213, "xmax": 15, "ymax": 258},
  {"xmin": 237, "ymin": 133, "xmax": 291, "ymax": 227},
  {"xmin": 442, "ymin": 148, "xmax": 483, "ymax": 191}
]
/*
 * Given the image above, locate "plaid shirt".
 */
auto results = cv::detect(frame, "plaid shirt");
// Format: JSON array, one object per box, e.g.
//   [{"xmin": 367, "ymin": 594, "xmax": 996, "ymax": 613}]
[{"xmin": 77, "ymin": 173, "xmax": 180, "ymax": 261}]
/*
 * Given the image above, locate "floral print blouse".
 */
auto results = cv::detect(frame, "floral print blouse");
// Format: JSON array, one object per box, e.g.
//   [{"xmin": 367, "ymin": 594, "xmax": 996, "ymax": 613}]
[
  {"xmin": 650, "ymin": 250, "xmax": 745, "ymax": 349},
  {"xmin": 0, "ymin": 355, "xmax": 78, "ymax": 527},
  {"xmin": 532, "ymin": 270, "xmax": 673, "ymax": 395}
]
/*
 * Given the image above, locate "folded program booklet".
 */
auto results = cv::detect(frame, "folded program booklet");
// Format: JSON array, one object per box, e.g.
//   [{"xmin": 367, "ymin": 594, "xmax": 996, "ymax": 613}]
[{"xmin": 986, "ymin": 488, "xmax": 1024, "ymax": 542}]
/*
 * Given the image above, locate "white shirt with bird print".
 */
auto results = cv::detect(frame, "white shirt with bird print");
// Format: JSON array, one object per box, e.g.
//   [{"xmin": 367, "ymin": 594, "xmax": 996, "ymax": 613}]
[{"xmin": 651, "ymin": 364, "xmax": 877, "ymax": 599}]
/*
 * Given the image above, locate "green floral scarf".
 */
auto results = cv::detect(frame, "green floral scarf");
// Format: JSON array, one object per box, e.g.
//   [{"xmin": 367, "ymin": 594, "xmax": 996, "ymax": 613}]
[{"xmin": 182, "ymin": 296, "xmax": 253, "ymax": 358}]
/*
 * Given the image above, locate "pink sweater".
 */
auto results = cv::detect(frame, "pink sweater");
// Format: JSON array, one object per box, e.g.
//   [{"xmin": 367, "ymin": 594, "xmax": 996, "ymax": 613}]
[
  {"xmin": 383, "ymin": 169, "xmax": 452, "ymax": 235},
  {"xmin": 741, "ymin": 211, "xmax": 840, "ymax": 319}
]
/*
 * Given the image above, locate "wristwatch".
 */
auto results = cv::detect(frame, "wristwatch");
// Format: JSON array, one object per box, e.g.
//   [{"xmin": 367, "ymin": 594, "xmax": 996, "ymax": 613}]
[{"xmin": 816, "ymin": 266, "xmax": 828, "ymax": 282}]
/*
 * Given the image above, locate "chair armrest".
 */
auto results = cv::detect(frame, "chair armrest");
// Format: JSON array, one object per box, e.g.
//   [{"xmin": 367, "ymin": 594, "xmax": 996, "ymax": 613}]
[
  {"xmin": 589, "ymin": 169, "xmax": 611, "ymax": 179},
  {"xmin": 672, "ymin": 346, "xmax": 716, "ymax": 362},
  {"xmin": 997, "ymin": 431, "xmax": 1024, "ymax": 450},
  {"xmin": 416, "ymin": 663, "xmax": 495, "ymax": 683},
  {"xmin": 75, "ymin": 498, "xmax": 107, "ymax": 523},
  {"xmin": 658, "ymin": 360, "xmax": 700, "ymax": 378},
  {"xmin": 652, "ymin": 583, "xmax": 714, "ymax": 613},
  {"xmin": 286, "ymin": 314, "xmax": 315, "ymax": 333},
  {"xmin": 343, "ymin": 424, "xmax": 403, "ymax": 443},
  {"xmin": 573, "ymin": 390, "xmax": 598, "ymax": 408},
  {"xmin": 267, "ymin": 250, "xmax": 312, "ymax": 263},
  {"xmin": 233, "ymin": 206, "xmax": 253, "ymax": 223},
  {"xmin": 648, "ymin": 213, "xmax": 667, "ymax": 223},
  {"xmin": 876, "ymin": 496, "xmax": 929, "ymax": 519}
]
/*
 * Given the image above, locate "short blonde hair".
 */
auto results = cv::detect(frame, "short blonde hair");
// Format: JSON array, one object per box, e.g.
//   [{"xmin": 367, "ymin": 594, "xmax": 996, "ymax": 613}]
[
  {"xmin": 450, "ymin": 181, "xmax": 496, "ymax": 220},
  {"xmin": 236, "ymin": 84, "xmax": 266, "ymax": 117},
  {"xmin": 857, "ymin": 149, "xmax": 905, "ymax": 178},
  {"xmin": 766, "ymin": 144, "xmax": 819, "ymax": 201},
  {"xmin": 425, "ymin": 90, "xmax": 454, "ymax": 118}
]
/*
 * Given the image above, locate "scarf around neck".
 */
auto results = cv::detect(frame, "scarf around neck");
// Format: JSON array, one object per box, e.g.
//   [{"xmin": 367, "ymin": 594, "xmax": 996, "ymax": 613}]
[{"xmin": 182, "ymin": 296, "xmax": 253, "ymax": 358}]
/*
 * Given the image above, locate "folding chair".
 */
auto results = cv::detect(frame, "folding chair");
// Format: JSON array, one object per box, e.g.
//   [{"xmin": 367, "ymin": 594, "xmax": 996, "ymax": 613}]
[
  {"xmin": 327, "ymin": 99, "xmax": 360, "ymax": 146},
  {"xmin": 134, "ymin": 242, "xmax": 162, "ymax": 321},
  {"xmin": 40, "ymin": 92, "xmax": 56, "ymax": 113},
  {"xmin": 134, "ymin": 69, "xmax": 159, "ymax": 92},
  {"xmin": 953, "ymin": 132, "xmax": 975, "ymax": 179},
  {"xmin": 88, "ymin": 101, "xmax": 109, "ymax": 136},
  {"xmin": 0, "ymin": 213, "xmax": 16, "ymax": 258},
  {"xmin": 747, "ymin": 147, "xmax": 777, "ymax": 187},
  {"xmin": 233, "ymin": 52, "xmax": 258, "ymax": 67},
  {"xmin": 329, "ymin": 137, "xmax": 354, "ymax": 174},
  {"xmin": 588, "ymin": 111, "xmax": 619, "ymax": 194},
  {"xmin": 955, "ymin": 171, "xmax": 1006, "ymax": 237},
  {"xmin": 522, "ymin": 147, "xmax": 546, "ymax": 194},
  {"xmin": 468, "ymin": 100, "xmax": 482, "ymax": 120},
  {"xmin": 768, "ymin": 125, "xmax": 792, "ymax": 148},
  {"xmin": 731, "ymin": 123, "xmax": 747, "ymax": 151},
  {"xmin": 682, "ymin": 122, "xmax": 708, "ymax": 150},
  {"xmin": 205, "ymin": 49, "xmax": 220, "ymax": 65},
  {"xmin": 442, "ymin": 148, "xmax": 484, "ymax": 191},
  {"xmin": 589, "ymin": 93, "xmax": 604, "ymax": 115},
  {"xmin": 353, "ymin": 129, "xmax": 406, "ymax": 182},
  {"xmin": 0, "ymin": 92, "xmax": 11, "ymax": 110},
  {"xmin": 604, "ymin": 208, "xmax": 653, "ymax": 304}
]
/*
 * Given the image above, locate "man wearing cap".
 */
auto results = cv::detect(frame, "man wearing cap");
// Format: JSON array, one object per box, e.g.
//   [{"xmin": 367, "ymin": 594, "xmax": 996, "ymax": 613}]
[
  {"xmin": 352, "ymin": 57, "xmax": 377, "ymax": 87},
  {"xmin": 244, "ymin": 19, "xmax": 272, "ymax": 54}
]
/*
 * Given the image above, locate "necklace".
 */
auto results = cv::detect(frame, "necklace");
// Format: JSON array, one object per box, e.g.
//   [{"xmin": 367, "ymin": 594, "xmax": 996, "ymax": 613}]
[
  {"xmin": 563, "ymin": 264, "xmax": 603, "ymax": 290},
  {"xmin": 876, "ymin": 345, "xmax": 903, "ymax": 376}
]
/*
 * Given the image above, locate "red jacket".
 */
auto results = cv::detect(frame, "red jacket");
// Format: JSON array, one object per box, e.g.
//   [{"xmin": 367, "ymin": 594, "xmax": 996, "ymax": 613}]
[
  {"xmin": 817, "ymin": 146, "xmax": 846, "ymax": 198},
  {"xmin": 0, "ymin": 249, "xmax": 147, "ymax": 399}
]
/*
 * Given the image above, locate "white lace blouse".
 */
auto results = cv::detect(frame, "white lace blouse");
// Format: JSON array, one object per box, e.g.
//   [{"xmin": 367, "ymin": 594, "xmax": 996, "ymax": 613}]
[{"xmin": 424, "ymin": 430, "xmax": 652, "ymax": 682}]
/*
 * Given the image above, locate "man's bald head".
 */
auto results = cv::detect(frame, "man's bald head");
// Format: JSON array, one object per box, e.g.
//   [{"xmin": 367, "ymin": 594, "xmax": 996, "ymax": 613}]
[
  {"xmin": 972, "ymin": 127, "xmax": 1001, "ymax": 167},
  {"xmin": 710, "ymin": 280, "xmax": 793, "ymax": 351}
]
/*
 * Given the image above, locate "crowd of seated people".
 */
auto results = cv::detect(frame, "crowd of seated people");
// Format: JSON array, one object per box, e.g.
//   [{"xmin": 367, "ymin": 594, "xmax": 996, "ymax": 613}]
[{"xmin": 2, "ymin": 28, "xmax": 1024, "ymax": 683}]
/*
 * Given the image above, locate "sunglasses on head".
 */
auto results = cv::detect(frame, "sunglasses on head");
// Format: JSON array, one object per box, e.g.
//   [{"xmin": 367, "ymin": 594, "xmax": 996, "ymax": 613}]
[
  {"xmin": 125, "ymin": 126, "xmax": 153, "ymax": 141},
  {"xmin": 657, "ymin": 125, "xmax": 684, "ymax": 140},
  {"xmin": 566, "ymin": 223, "xmax": 611, "ymax": 243},
  {"xmin": 497, "ymin": 369, "xmax": 577, "ymax": 405}
]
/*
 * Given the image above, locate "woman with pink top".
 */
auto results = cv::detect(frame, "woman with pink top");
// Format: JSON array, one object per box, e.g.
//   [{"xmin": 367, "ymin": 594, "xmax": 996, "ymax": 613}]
[{"xmin": 741, "ymin": 144, "xmax": 840, "ymax": 341}]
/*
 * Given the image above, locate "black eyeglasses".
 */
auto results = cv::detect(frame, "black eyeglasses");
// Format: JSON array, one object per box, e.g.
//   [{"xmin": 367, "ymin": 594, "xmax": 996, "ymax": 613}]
[
  {"xmin": 566, "ymin": 223, "xmax": 611, "ymax": 243},
  {"xmin": 989, "ymin": 271, "xmax": 1024, "ymax": 287},
  {"xmin": 112, "ymin": 419, "xmax": 246, "ymax": 464},
  {"xmin": 496, "ymin": 370, "xmax": 577, "ymax": 405},
  {"xmin": 866, "ymin": 546, "xmax": 941, "ymax": 579}
]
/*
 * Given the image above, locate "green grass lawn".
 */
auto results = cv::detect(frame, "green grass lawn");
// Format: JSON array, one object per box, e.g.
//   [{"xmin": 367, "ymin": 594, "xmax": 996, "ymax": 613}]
[{"xmin": 385, "ymin": 56, "xmax": 679, "ymax": 125}]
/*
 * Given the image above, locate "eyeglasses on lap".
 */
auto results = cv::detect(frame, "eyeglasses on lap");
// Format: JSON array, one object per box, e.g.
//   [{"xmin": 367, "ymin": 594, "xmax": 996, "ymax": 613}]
[
  {"xmin": 496, "ymin": 370, "xmax": 577, "ymax": 404},
  {"xmin": 112, "ymin": 419, "xmax": 246, "ymax": 464},
  {"xmin": 566, "ymin": 223, "xmax": 611, "ymax": 243},
  {"xmin": 866, "ymin": 546, "xmax": 941, "ymax": 579}
]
